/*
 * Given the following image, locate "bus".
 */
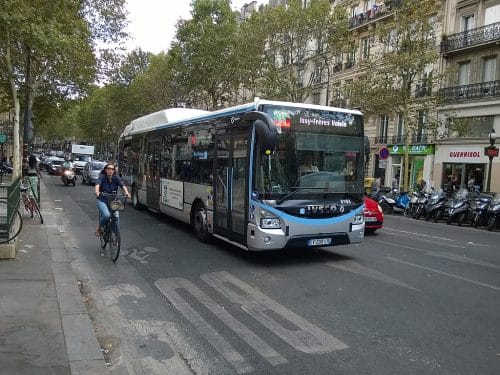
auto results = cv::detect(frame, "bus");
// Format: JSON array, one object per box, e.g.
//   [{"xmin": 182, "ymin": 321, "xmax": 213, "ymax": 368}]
[{"xmin": 118, "ymin": 98, "xmax": 366, "ymax": 251}]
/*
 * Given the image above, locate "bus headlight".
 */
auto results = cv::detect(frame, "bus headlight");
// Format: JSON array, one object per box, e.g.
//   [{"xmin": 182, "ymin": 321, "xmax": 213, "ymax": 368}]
[
  {"xmin": 256, "ymin": 207, "xmax": 281, "ymax": 229},
  {"xmin": 260, "ymin": 218, "xmax": 280, "ymax": 229}
]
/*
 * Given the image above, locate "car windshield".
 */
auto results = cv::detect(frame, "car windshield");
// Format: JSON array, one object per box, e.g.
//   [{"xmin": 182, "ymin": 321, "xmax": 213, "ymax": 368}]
[
  {"xmin": 91, "ymin": 163, "xmax": 105, "ymax": 170},
  {"xmin": 51, "ymin": 160, "xmax": 63, "ymax": 166},
  {"xmin": 253, "ymin": 104, "xmax": 364, "ymax": 201}
]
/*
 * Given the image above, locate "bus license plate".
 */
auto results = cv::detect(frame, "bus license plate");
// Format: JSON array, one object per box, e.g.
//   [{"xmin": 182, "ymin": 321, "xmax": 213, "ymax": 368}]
[{"xmin": 308, "ymin": 238, "xmax": 332, "ymax": 246}]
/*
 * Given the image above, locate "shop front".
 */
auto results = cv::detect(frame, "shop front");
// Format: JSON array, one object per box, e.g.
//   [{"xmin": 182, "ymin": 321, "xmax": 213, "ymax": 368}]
[
  {"xmin": 386, "ymin": 144, "xmax": 435, "ymax": 190},
  {"xmin": 433, "ymin": 144, "xmax": 497, "ymax": 192}
]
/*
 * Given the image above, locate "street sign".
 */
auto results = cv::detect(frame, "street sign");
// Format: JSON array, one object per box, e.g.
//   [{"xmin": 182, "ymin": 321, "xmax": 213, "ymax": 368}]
[
  {"xmin": 379, "ymin": 147, "xmax": 389, "ymax": 160},
  {"xmin": 378, "ymin": 160, "xmax": 388, "ymax": 169},
  {"xmin": 0, "ymin": 134, "xmax": 7, "ymax": 144},
  {"xmin": 484, "ymin": 146, "xmax": 499, "ymax": 157}
]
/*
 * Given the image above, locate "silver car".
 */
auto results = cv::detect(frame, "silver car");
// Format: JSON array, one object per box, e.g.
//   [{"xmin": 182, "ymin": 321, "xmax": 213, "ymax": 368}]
[{"xmin": 81, "ymin": 161, "xmax": 106, "ymax": 185}]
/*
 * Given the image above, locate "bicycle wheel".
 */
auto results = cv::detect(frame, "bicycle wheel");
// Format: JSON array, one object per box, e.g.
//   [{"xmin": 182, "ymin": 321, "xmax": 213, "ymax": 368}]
[
  {"xmin": 29, "ymin": 198, "xmax": 43, "ymax": 224},
  {"xmin": 108, "ymin": 222, "xmax": 120, "ymax": 262},
  {"xmin": 0, "ymin": 200, "xmax": 23, "ymax": 244}
]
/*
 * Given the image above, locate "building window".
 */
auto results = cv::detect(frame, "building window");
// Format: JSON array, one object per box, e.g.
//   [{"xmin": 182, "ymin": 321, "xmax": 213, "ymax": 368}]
[
  {"xmin": 482, "ymin": 56, "xmax": 497, "ymax": 82},
  {"xmin": 461, "ymin": 14, "xmax": 475, "ymax": 32},
  {"xmin": 447, "ymin": 116, "xmax": 494, "ymax": 138},
  {"xmin": 458, "ymin": 61, "xmax": 470, "ymax": 86},
  {"xmin": 361, "ymin": 37, "xmax": 370, "ymax": 59},
  {"xmin": 396, "ymin": 114, "xmax": 405, "ymax": 143},
  {"xmin": 416, "ymin": 110, "xmax": 427, "ymax": 142},
  {"xmin": 385, "ymin": 29, "xmax": 397, "ymax": 53},
  {"xmin": 485, "ymin": 5, "xmax": 500, "ymax": 25},
  {"xmin": 312, "ymin": 92, "xmax": 321, "ymax": 105},
  {"xmin": 378, "ymin": 115, "xmax": 389, "ymax": 143}
]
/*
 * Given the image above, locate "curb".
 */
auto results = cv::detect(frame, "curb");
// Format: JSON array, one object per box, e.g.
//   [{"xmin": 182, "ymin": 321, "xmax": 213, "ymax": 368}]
[{"xmin": 40, "ymin": 181, "xmax": 110, "ymax": 374}]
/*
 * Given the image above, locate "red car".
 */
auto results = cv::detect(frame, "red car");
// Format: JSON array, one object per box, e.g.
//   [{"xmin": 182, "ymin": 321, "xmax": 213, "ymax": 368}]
[{"xmin": 364, "ymin": 196, "xmax": 384, "ymax": 233}]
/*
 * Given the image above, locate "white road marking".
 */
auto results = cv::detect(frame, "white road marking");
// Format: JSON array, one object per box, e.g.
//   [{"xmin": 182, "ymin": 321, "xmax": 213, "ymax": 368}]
[
  {"xmin": 201, "ymin": 271, "xmax": 348, "ymax": 354},
  {"xmin": 325, "ymin": 260, "xmax": 419, "ymax": 291},
  {"xmin": 100, "ymin": 284, "xmax": 193, "ymax": 375},
  {"xmin": 155, "ymin": 277, "xmax": 255, "ymax": 374},
  {"xmin": 386, "ymin": 257, "xmax": 500, "ymax": 291},
  {"xmin": 374, "ymin": 239, "xmax": 500, "ymax": 269},
  {"xmin": 380, "ymin": 231, "xmax": 467, "ymax": 248},
  {"xmin": 383, "ymin": 227, "xmax": 457, "ymax": 242}
]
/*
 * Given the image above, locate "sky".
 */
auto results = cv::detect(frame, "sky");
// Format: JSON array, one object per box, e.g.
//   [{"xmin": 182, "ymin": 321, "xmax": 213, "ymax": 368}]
[{"xmin": 125, "ymin": 0, "xmax": 265, "ymax": 54}]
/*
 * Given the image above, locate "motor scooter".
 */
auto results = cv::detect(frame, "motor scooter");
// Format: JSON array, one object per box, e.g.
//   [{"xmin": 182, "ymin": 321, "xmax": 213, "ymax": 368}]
[
  {"xmin": 471, "ymin": 193, "xmax": 493, "ymax": 228},
  {"xmin": 424, "ymin": 189, "xmax": 447, "ymax": 222},
  {"xmin": 487, "ymin": 193, "xmax": 500, "ymax": 231},
  {"xmin": 446, "ymin": 188, "xmax": 473, "ymax": 226},
  {"xmin": 61, "ymin": 168, "xmax": 76, "ymax": 186},
  {"xmin": 412, "ymin": 191, "xmax": 430, "ymax": 220}
]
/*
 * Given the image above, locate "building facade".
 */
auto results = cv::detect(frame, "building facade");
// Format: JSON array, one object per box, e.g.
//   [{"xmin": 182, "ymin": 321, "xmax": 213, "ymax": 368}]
[{"xmin": 436, "ymin": 0, "xmax": 500, "ymax": 192}]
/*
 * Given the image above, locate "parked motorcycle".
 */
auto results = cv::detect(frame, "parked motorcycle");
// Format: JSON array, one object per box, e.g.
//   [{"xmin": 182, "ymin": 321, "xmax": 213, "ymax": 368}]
[
  {"xmin": 425, "ymin": 189, "xmax": 448, "ymax": 222},
  {"xmin": 412, "ymin": 191, "xmax": 430, "ymax": 220},
  {"xmin": 486, "ymin": 193, "xmax": 500, "ymax": 231},
  {"xmin": 376, "ymin": 189, "xmax": 409, "ymax": 215},
  {"xmin": 446, "ymin": 188, "xmax": 473, "ymax": 226},
  {"xmin": 377, "ymin": 189, "xmax": 398, "ymax": 214},
  {"xmin": 61, "ymin": 168, "xmax": 76, "ymax": 186},
  {"xmin": 404, "ymin": 191, "xmax": 419, "ymax": 217},
  {"xmin": 471, "ymin": 193, "xmax": 493, "ymax": 228}
]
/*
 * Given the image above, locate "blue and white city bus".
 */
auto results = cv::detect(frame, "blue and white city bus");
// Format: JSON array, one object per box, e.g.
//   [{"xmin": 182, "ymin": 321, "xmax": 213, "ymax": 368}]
[{"xmin": 118, "ymin": 98, "xmax": 365, "ymax": 251}]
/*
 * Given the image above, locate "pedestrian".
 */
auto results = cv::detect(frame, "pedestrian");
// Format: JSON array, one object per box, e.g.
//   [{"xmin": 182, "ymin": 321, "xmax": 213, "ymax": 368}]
[
  {"xmin": 370, "ymin": 177, "xmax": 381, "ymax": 197},
  {"xmin": 392, "ymin": 173, "xmax": 399, "ymax": 190},
  {"xmin": 467, "ymin": 175, "xmax": 475, "ymax": 192}
]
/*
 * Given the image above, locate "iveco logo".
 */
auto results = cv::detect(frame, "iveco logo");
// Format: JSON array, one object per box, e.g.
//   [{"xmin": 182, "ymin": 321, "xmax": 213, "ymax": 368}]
[{"xmin": 306, "ymin": 204, "xmax": 337, "ymax": 213}]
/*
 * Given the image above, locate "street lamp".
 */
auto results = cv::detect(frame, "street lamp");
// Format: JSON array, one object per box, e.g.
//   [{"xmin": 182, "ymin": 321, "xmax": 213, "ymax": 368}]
[{"xmin": 485, "ymin": 128, "xmax": 498, "ymax": 192}]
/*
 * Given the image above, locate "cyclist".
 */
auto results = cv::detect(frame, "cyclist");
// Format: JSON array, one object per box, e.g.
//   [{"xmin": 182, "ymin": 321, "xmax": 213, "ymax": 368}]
[{"xmin": 94, "ymin": 163, "xmax": 131, "ymax": 236}]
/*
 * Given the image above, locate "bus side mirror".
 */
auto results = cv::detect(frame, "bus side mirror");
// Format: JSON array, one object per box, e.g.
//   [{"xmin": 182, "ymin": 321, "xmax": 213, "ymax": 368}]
[{"xmin": 242, "ymin": 111, "xmax": 277, "ymax": 155}]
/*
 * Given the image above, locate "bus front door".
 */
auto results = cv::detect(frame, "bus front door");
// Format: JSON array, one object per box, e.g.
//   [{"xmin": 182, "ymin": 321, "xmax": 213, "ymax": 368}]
[
  {"xmin": 146, "ymin": 139, "xmax": 161, "ymax": 211},
  {"xmin": 213, "ymin": 127, "xmax": 249, "ymax": 247}
]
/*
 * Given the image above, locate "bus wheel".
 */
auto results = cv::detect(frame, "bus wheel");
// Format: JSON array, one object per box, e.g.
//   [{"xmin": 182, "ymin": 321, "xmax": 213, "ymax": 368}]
[
  {"xmin": 132, "ymin": 186, "xmax": 142, "ymax": 210},
  {"xmin": 193, "ymin": 204, "xmax": 211, "ymax": 243}
]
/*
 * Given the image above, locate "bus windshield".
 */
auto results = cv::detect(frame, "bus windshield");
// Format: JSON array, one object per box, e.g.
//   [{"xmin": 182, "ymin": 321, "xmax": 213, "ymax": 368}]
[{"xmin": 254, "ymin": 105, "xmax": 364, "ymax": 200}]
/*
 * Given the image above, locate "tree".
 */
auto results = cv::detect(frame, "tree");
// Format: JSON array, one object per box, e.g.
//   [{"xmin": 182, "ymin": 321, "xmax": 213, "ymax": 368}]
[
  {"xmin": 345, "ymin": 0, "xmax": 443, "ymax": 190},
  {"xmin": 242, "ymin": 0, "xmax": 350, "ymax": 103},
  {"xmin": 175, "ymin": 0, "xmax": 240, "ymax": 109},
  {"xmin": 0, "ymin": 0, "xmax": 127, "ymax": 177}
]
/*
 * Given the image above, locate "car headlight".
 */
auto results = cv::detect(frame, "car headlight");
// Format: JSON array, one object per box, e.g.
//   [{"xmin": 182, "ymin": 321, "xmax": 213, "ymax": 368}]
[{"xmin": 352, "ymin": 214, "xmax": 364, "ymax": 224}]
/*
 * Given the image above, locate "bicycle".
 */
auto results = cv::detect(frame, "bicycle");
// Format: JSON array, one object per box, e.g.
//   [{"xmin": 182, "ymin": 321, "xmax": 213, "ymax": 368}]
[
  {"xmin": 98, "ymin": 192, "xmax": 127, "ymax": 262},
  {"xmin": 20, "ymin": 177, "xmax": 43, "ymax": 224},
  {"xmin": 0, "ymin": 199, "xmax": 23, "ymax": 244}
]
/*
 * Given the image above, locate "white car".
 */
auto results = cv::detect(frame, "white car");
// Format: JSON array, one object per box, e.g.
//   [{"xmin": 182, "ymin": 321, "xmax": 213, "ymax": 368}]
[{"xmin": 81, "ymin": 161, "xmax": 106, "ymax": 185}]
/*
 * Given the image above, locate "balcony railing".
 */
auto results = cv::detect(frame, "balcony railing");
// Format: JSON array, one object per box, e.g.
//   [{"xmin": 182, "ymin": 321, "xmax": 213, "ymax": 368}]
[
  {"xmin": 349, "ymin": 1, "xmax": 402, "ymax": 29},
  {"xmin": 374, "ymin": 136, "xmax": 389, "ymax": 144},
  {"xmin": 441, "ymin": 22, "xmax": 500, "ymax": 54},
  {"xmin": 439, "ymin": 80, "xmax": 500, "ymax": 104}
]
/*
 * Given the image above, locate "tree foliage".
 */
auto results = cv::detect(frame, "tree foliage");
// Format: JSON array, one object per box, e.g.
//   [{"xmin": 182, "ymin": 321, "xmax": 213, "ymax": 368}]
[
  {"xmin": 175, "ymin": 0, "xmax": 240, "ymax": 109},
  {"xmin": 0, "ymin": 0, "xmax": 127, "ymax": 175}
]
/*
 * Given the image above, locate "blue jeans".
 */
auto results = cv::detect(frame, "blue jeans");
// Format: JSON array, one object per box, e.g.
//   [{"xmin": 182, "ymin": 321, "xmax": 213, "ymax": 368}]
[{"xmin": 97, "ymin": 199, "xmax": 119, "ymax": 228}]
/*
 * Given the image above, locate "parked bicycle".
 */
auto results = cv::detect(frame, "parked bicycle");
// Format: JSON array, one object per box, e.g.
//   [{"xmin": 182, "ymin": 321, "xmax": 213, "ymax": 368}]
[
  {"xmin": 97, "ymin": 192, "xmax": 127, "ymax": 262},
  {"xmin": 0, "ymin": 199, "xmax": 23, "ymax": 244},
  {"xmin": 20, "ymin": 177, "xmax": 43, "ymax": 224}
]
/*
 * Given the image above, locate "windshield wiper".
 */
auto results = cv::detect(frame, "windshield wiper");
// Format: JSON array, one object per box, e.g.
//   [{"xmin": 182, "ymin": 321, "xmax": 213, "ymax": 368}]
[{"xmin": 277, "ymin": 186, "xmax": 329, "ymax": 205}]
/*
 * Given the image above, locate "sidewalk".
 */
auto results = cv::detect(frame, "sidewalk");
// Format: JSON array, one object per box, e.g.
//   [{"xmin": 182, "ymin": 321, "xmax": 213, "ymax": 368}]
[{"xmin": 0, "ymin": 180, "xmax": 109, "ymax": 374}]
